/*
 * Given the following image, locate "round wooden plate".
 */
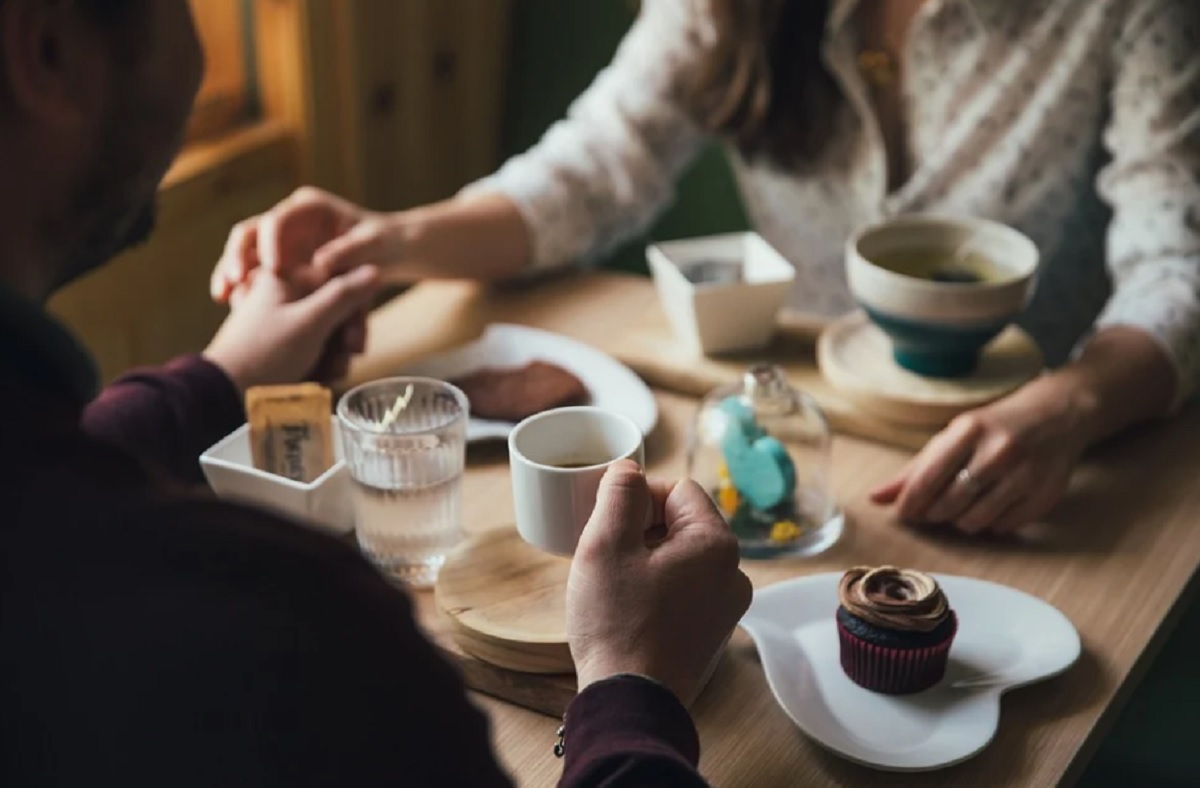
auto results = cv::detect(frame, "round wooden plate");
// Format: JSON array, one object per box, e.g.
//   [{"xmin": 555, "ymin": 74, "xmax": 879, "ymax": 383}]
[
  {"xmin": 817, "ymin": 312, "xmax": 1043, "ymax": 429},
  {"xmin": 434, "ymin": 527, "xmax": 573, "ymax": 674}
]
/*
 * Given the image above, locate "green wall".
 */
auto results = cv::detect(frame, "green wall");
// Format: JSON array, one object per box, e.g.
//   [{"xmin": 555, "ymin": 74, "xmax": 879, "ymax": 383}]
[{"xmin": 501, "ymin": 0, "xmax": 749, "ymax": 274}]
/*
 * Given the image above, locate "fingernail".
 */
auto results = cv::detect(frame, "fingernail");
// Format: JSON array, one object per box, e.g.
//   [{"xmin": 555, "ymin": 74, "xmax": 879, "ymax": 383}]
[
  {"xmin": 608, "ymin": 458, "xmax": 643, "ymax": 475},
  {"xmin": 349, "ymin": 265, "xmax": 378, "ymax": 283}
]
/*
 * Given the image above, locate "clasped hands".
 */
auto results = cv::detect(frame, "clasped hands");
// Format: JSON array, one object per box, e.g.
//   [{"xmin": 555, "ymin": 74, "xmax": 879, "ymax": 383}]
[{"xmin": 203, "ymin": 187, "xmax": 393, "ymax": 391}]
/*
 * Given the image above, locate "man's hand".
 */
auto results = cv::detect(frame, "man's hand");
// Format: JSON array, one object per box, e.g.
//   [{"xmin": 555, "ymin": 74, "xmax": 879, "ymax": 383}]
[
  {"xmin": 567, "ymin": 461, "xmax": 753, "ymax": 706},
  {"xmin": 204, "ymin": 265, "xmax": 380, "ymax": 392}
]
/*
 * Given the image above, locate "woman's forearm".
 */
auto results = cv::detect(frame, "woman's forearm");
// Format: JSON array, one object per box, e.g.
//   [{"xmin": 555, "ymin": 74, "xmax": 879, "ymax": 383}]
[
  {"xmin": 1052, "ymin": 325, "xmax": 1178, "ymax": 448},
  {"xmin": 381, "ymin": 192, "xmax": 534, "ymax": 283}
]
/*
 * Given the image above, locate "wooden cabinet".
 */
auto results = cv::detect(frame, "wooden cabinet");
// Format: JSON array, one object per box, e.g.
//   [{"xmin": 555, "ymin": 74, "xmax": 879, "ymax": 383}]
[{"xmin": 258, "ymin": 0, "xmax": 512, "ymax": 208}]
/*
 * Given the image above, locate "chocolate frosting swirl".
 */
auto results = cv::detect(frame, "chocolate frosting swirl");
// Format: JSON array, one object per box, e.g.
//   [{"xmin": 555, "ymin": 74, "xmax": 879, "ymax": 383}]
[{"xmin": 838, "ymin": 566, "xmax": 950, "ymax": 633}]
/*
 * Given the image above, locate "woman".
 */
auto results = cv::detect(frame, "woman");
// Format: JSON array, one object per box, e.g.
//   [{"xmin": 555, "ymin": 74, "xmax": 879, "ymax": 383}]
[{"xmin": 212, "ymin": 0, "xmax": 1200, "ymax": 535}]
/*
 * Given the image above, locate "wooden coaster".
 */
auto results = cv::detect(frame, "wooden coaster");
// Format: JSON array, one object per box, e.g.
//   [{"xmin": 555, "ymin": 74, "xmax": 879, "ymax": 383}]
[
  {"xmin": 817, "ymin": 312, "xmax": 1043, "ymax": 429},
  {"xmin": 435, "ymin": 527, "xmax": 573, "ymax": 674}
]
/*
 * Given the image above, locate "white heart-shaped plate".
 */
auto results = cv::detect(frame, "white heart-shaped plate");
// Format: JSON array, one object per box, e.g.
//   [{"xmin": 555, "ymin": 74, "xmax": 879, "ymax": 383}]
[{"xmin": 740, "ymin": 572, "xmax": 1080, "ymax": 771}]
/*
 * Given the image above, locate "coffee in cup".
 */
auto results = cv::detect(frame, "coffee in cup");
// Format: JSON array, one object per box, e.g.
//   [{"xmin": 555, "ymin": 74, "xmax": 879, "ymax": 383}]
[{"xmin": 508, "ymin": 407, "xmax": 645, "ymax": 555}]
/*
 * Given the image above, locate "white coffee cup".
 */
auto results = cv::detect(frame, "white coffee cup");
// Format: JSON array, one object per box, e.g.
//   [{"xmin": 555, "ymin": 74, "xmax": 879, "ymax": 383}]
[{"xmin": 508, "ymin": 407, "xmax": 646, "ymax": 555}]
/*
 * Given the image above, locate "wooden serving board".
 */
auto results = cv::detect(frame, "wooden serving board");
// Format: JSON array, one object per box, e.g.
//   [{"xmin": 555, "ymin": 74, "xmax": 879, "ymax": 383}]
[
  {"xmin": 596, "ymin": 304, "xmax": 938, "ymax": 451},
  {"xmin": 435, "ymin": 528, "xmax": 573, "ymax": 674},
  {"xmin": 431, "ymin": 527, "xmax": 578, "ymax": 719},
  {"xmin": 435, "ymin": 642, "xmax": 575, "ymax": 718},
  {"xmin": 422, "ymin": 615, "xmax": 576, "ymax": 718}
]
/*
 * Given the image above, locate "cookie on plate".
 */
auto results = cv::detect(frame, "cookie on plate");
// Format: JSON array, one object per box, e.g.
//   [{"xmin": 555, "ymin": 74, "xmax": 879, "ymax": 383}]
[{"xmin": 450, "ymin": 361, "xmax": 587, "ymax": 422}]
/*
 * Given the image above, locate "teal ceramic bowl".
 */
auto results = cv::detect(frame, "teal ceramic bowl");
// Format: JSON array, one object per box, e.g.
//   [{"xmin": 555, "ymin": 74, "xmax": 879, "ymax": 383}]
[{"xmin": 846, "ymin": 215, "xmax": 1039, "ymax": 378}]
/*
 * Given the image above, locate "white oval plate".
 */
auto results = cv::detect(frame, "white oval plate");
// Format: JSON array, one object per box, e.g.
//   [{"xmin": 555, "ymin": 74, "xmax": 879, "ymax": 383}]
[
  {"xmin": 740, "ymin": 572, "xmax": 1080, "ymax": 772},
  {"xmin": 398, "ymin": 324, "xmax": 658, "ymax": 443}
]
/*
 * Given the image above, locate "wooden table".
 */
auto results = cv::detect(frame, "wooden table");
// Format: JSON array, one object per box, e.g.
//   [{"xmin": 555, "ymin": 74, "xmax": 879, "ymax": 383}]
[{"xmin": 349, "ymin": 271, "xmax": 1200, "ymax": 788}]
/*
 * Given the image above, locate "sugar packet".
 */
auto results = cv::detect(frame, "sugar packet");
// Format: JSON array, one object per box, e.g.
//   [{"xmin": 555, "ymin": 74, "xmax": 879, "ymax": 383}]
[{"xmin": 245, "ymin": 383, "xmax": 334, "ymax": 483}]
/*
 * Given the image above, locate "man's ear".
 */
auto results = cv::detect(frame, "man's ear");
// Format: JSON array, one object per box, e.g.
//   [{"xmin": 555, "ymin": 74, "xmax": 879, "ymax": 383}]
[{"xmin": 0, "ymin": 0, "xmax": 97, "ymax": 127}]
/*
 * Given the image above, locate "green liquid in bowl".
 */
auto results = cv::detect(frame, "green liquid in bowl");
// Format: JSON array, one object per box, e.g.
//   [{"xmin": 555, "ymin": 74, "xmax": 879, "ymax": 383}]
[{"xmin": 870, "ymin": 248, "xmax": 1007, "ymax": 285}]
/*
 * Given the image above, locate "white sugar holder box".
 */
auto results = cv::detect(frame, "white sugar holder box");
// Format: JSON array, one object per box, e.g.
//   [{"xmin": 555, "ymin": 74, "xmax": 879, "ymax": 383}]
[{"xmin": 200, "ymin": 416, "xmax": 354, "ymax": 536}]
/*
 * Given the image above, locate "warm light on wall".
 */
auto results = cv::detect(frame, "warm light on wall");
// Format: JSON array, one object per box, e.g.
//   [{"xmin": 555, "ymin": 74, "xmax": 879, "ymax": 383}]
[{"xmin": 187, "ymin": 0, "xmax": 253, "ymax": 141}]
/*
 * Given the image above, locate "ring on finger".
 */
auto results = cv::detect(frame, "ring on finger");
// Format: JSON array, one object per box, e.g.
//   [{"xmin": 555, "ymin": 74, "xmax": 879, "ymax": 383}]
[
  {"xmin": 956, "ymin": 473, "xmax": 1022, "ymax": 534},
  {"xmin": 954, "ymin": 467, "xmax": 986, "ymax": 498}
]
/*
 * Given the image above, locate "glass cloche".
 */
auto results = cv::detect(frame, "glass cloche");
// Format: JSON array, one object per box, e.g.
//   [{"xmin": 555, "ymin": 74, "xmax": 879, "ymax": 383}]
[{"xmin": 688, "ymin": 365, "xmax": 841, "ymax": 558}]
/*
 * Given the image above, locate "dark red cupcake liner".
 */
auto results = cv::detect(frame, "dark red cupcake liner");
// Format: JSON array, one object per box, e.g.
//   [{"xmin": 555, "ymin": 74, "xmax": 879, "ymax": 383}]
[{"xmin": 837, "ymin": 611, "xmax": 958, "ymax": 695}]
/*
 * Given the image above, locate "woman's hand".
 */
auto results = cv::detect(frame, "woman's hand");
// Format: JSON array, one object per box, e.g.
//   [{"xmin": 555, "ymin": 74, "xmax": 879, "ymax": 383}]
[
  {"xmin": 869, "ymin": 374, "xmax": 1098, "ymax": 535},
  {"xmin": 871, "ymin": 327, "xmax": 1176, "ymax": 535},
  {"xmin": 209, "ymin": 186, "xmax": 399, "ymax": 304},
  {"xmin": 211, "ymin": 189, "xmax": 533, "ymax": 301}
]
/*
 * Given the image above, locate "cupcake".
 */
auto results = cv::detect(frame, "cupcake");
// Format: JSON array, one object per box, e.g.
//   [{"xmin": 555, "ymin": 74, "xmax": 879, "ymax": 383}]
[{"xmin": 836, "ymin": 565, "xmax": 957, "ymax": 694}]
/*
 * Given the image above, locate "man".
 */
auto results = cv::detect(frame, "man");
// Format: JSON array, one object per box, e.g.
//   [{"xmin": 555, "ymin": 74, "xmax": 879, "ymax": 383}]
[{"xmin": 0, "ymin": 2, "xmax": 752, "ymax": 786}]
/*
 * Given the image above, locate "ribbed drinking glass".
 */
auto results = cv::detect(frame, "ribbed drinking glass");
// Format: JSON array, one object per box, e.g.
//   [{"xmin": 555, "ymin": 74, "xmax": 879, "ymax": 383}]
[{"xmin": 338, "ymin": 377, "xmax": 468, "ymax": 587}]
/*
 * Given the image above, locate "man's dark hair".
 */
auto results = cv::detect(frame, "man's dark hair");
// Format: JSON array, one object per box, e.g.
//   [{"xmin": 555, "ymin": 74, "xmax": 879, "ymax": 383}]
[
  {"xmin": 0, "ymin": 0, "xmax": 139, "ymax": 21},
  {"xmin": 0, "ymin": 0, "xmax": 140, "ymax": 27},
  {"xmin": 0, "ymin": 0, "xmax": 144, "ymax": 100},
  {"xmin": 78, "ymin": 0, "xmax": 141, "ymax": 24}
]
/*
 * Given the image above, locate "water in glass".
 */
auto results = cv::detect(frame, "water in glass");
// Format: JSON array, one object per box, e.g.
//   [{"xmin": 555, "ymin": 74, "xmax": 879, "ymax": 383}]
[{"xmin": 338, "ymin": 378, "xmax": 468, "ymax": 587}]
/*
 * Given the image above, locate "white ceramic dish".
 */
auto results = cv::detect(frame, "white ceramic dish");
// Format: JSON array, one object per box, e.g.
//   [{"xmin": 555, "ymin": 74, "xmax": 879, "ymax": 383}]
[
  {"xmin": 740, "ymin": 572, "xmax": 1080, "ymax": 772},
  {"xmin": 647, "ymin": 232, "xmax": 796, "ymax": 356},
  {"xmin": 199, "ymin": 416, "xmax": 354, "ymax": 536},
  {"xmin": 398, "ymin": 324, "xmax": 658, "ymax": 442}
]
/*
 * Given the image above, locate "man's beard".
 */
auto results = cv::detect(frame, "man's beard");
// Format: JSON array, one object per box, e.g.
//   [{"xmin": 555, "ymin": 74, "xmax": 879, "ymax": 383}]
[
  {"xmin": 50, "ymin": 86, "xmax": 178, "ymax": 292},
  {"xmin": 55, "ymin": 157, "xmax": 160, "ymax": 290},
  {"xmin": 77, "ymin": 197, "xmax": 158, "ymax": 274}
]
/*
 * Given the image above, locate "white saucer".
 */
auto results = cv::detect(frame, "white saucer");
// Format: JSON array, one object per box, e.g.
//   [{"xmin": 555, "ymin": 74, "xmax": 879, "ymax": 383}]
[
  {"xmin": 740, "ymin": 573, "xmax": 1080, "ymax": 772},
  {"xmin": 399, "ymin": 324, "xmax": 659, "ymax": 443}
]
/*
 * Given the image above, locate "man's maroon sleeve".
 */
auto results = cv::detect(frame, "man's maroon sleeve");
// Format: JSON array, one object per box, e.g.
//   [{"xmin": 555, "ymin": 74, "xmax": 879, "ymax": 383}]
[
  {"xmin": 80, "ymin": 354, "xmax": 245, "ymax": 484},
  {"xmin": 559, "ymin": 676, "xmax": 709, "ymax": 787}
]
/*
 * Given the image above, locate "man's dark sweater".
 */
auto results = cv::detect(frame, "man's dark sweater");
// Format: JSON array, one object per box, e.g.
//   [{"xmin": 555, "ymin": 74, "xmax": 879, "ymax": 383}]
[{"xmin": 0, "ymin": 288, "xmax": 707, "ymax": 787}]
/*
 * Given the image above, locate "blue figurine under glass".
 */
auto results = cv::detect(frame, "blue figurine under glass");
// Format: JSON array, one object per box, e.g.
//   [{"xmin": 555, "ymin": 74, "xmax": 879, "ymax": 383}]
[{"xmin": 689, "ymin": 365, "xmax": 841, "ymax": 559}]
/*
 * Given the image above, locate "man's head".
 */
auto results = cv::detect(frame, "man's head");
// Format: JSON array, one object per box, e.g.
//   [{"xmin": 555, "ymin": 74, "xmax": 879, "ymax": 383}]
[{"xmin": 0, "ymin": 0, "xmax": 202, "ymax": 299}]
